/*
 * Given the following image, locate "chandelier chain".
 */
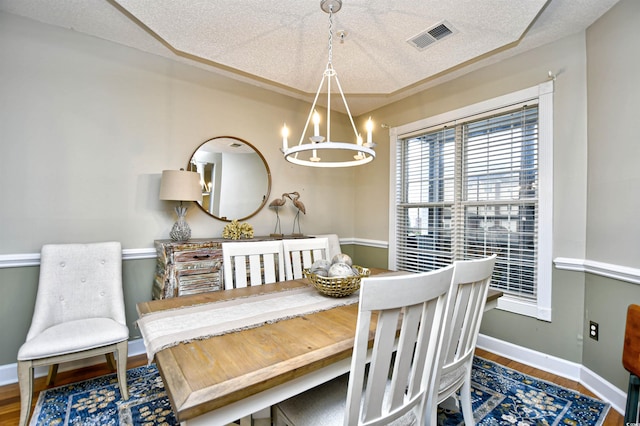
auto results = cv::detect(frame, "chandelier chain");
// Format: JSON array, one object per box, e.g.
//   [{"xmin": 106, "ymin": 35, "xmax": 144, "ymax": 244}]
[
  {"xmin": 327, "ymin": 6, "xmax": 333, "ymax": 67},
  {"xmin": 280, "ymin": 0, "xmax": 375, "ymax": 168}
]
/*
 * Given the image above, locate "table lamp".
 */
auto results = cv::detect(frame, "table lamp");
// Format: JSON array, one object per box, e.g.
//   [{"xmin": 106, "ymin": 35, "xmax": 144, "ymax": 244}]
[{"xmin": 159, "ymin": 169, "xmax": 202, "ymax": 241}]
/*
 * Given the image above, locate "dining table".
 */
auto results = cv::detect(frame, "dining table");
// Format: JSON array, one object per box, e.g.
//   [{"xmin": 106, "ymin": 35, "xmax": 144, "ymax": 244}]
[{"xmin": 136, "ymin": 267, "xmax": 503, "ymax": 425}]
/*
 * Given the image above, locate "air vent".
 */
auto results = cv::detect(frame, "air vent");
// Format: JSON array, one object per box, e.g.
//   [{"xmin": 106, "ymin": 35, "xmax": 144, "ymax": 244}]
[
  {"xmin": 229, "ymin": 143, "xmax": 242, "ymax": 148},
  {"xmin": 407, "ymin": 21, "xmax": 457, "ymax": 51}
]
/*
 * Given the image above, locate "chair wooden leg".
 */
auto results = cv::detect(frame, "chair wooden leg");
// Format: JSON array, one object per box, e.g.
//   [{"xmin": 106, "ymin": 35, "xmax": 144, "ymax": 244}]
[
  {"xmin": 115, "ymin": 340, "xmax": 129, "ymax": 400},
  {"xmin": 17, "ymin": 361, "xmax": 33, "ymax": 426},
  {"xmin": 625, "ymin": 373, "xmax": 640, "ymax": 424},
  {"xmin": 273, "ymin": 405, "xmax": 286, "ymax": 426},
  {"xmin": 105, "ymin": 352, "xmax": 117, "ymax": 371},
  {"xmin": 46, "ymin": 363, "xmax": 58, "ymax": 386},
  {"xmin": 460, "ymin": 377, "xmax": 475, "ymax": 426}
]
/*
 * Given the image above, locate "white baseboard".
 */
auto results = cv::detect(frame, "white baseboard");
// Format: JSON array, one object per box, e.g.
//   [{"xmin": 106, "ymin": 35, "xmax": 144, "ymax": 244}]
[
  {"xmin": 477, "ymin": 334, "xmax": 626, "ymax": 415},
  {"xmin": 2, "ymin": 335, "xmax": 626, "ymax": 416},
  {"xmin": 0, "ymin": 339, "xmax": 146, "ymax": 386}
]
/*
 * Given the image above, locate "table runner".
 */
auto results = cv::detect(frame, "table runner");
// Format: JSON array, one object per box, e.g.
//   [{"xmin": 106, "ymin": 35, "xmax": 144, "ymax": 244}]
[{"xmin": 137, "ymin": 286, "xmax": 360, "ymax": 362}]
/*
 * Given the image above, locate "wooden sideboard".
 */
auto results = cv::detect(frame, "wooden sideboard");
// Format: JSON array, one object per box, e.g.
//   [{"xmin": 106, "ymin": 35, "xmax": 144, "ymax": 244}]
[{"xmin": 153, "ymin": 236, "xmax": 307, "ymax": 299}]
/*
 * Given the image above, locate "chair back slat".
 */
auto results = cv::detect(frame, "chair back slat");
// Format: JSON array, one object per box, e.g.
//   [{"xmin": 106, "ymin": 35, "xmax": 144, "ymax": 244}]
[
  {"xmin": 441, "ymin": 256, "xmax": 496, "ymax": 372},
  {"xmin": 222, "ymin": 241, "xmax": 285, "ymax": 290},
  {"xmin": 282, "ymin": 238, "xmax": 330, "ymax": 280},
  {"xmin": 429, "ymin": 254, "xmax": 496, "ymax": 426},
  {"xmin": 259, "ymin": 253, "xmax": 278, "ymax": 284},
  {"xmin": 345, "ymin": 265, "xmax": 454, "ymax": 425}
]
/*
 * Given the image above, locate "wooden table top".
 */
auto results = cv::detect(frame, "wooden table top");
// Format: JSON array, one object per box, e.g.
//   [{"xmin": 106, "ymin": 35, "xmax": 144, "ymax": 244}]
[{"xmin": 136, "ymin": 268, "xmax": 503, "ymax": 422}]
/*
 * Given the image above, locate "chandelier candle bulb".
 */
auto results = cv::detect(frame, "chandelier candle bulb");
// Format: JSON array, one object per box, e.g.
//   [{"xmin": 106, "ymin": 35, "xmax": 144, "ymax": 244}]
[
  {"xmin": 313, "ymin": 111, "xmax": 320, "ymax": 137},
  {"xmin": 366, "ymin": 117, "xmax": 373, "ymax": 145},
  {"xmin": 282, "ymin": 124, "xmax": 289, "ymax": 151}
]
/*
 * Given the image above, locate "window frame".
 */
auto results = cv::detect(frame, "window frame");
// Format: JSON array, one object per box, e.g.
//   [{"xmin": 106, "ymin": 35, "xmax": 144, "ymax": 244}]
[{"xmin": 389, "ymin": 81, "xmax": 553, "ymax": 321}]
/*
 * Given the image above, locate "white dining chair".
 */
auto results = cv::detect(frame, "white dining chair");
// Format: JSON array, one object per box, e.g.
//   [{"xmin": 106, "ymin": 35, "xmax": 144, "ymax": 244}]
[
  {"xmin": 222, "ymin": 240, "xmax": 287, "ymax": 425},
  {"xmin": 274, "ymin": 265, "xmax": 455, "ymax": 426},
  {"xmin": 282, "ymin": 237, "xmax": 331, "ymax": 280},
  {"xmin": 222, "ymin": 240, "xmax": 285, "ymax": 289},
  {"xmin": 17, "ymin": 242, "xmax": 129, "ymax": 426},
  {"xmin": 308, "ymin": 233, "xmax": 341, "ymax": 259},
  {"xmin": 427, "ymin": 254, "xmax": 497, "ymax": 426}
]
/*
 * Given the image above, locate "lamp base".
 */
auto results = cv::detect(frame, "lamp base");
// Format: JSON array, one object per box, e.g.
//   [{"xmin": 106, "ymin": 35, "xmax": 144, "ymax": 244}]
[
  {"xmin": 169, "ymin": 204, "xmax": 192, "ymax": 241},
  {"xmin": 170, "ymin": 219, "xmax": 191, "ymax": 241}
]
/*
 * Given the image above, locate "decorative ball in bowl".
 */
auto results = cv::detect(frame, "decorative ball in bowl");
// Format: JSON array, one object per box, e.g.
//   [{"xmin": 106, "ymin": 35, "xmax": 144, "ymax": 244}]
[{"xmin": 304, "ymin": 254, "xmax": 371, "ymax": 297}]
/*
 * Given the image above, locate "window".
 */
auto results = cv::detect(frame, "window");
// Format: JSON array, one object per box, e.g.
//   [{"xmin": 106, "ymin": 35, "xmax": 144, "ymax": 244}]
[{"xmin": 389, "ymin": 82, "xmax": 553, "ymax": 320}]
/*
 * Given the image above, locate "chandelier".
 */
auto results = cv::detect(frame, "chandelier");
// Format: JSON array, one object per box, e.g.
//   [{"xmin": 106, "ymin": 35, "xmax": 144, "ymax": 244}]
[{"xmin": 280, "ymin": 0, "xmax": 376, "ymax": 168}]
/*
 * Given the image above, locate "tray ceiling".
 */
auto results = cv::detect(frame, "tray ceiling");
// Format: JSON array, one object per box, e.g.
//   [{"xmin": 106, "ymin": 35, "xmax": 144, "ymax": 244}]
[{"xmin": 0, "ymin": 0, "xmax": 620, "ymax": 115}]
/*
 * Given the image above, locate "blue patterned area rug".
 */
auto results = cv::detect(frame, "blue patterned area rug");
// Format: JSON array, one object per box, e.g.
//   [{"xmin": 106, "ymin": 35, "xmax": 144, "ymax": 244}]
[
  {"xmin": 30, "ymin": 357, "xmax": 610, "ymax": 426},
  {"xmin": 439, "ymin": 357, "xmax": 610, "ymax": 425}
]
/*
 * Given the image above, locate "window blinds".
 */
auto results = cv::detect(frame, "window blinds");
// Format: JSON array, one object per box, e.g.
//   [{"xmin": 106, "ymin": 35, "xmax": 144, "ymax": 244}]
[{"xmin": 395, "ymin": 105, "xmax": 539, "ymax": 300}]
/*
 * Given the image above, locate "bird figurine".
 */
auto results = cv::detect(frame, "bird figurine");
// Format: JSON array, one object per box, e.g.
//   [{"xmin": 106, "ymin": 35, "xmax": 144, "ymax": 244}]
[
  {"xmin": 287, "ymin": 191, "xmax": 306, "ymax": 214},
  {"xmin": 286, "ymin": 192, "xmax": 306, "ymax": 235},
  {"xmin": 268, "ymin": 193, "xmax": 289, "ymax": 236}
]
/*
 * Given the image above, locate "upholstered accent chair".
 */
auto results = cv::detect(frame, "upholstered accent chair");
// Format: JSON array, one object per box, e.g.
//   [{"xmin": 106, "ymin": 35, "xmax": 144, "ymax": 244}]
[
  {"xmin": 623, "ymin": 304, "xmax": 640, "ymax": 423},
  {"xmin": 17, "ymin": 242, "xmax": 129, "ymax": 426}
]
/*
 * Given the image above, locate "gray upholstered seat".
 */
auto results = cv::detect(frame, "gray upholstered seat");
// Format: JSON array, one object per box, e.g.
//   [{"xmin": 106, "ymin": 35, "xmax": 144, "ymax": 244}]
[{"xmin": 17, "ymin": 242, "xmax": 129, "ymax": 426}]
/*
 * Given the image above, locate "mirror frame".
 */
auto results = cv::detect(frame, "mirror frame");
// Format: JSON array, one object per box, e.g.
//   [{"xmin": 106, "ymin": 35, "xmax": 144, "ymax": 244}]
[{"xmin": 188, "ymin": 136, "xmax": 272, "ymax": 222}]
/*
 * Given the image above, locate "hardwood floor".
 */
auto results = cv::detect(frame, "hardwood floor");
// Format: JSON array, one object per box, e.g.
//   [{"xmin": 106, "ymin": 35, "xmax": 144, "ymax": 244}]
[{"xmin": 0, "ymin": 350, "xmax": 624, "ymax": 425}]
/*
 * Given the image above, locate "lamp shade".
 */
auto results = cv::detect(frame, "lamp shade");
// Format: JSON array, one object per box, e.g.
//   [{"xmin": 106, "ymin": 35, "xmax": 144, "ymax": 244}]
[{"xmin": 159, "ymin": 170, "xmax": 202, "ymax": 202}]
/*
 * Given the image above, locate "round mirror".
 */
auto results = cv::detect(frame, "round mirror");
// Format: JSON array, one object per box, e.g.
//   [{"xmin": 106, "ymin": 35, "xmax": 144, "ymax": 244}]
[{"xmin": 187, "ymin": 136, "xmax": 271, "ymax": 222}]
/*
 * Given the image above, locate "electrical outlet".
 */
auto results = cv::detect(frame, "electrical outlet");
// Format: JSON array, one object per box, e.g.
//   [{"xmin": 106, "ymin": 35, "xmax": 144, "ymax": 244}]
[{"xmin": 589, "ymin": 321, "xmax": 599, "ymax": 341}]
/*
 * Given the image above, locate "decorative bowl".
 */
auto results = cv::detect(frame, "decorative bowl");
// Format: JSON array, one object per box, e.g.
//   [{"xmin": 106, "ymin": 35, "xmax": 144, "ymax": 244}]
[{"xmin": 304, "ymin": 265, "xmax": 371, "ymax": 297}]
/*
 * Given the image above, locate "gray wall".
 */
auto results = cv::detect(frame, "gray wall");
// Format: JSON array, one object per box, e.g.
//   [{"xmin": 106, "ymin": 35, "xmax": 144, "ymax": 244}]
[
  {"xmin": 583, "ymin": 0, "xmax": 640, "ymax": 391},
  {"xmin": 0, "ymin": 12, "xmax": 362, "ymax": 254},
  {"xmin": 357, "ymin": 0, "xmax": 640, "ymax": 393},
  {"xmin": 0, "ymin": 12, "xmax": 357, "ymax": 366},
  {"xmin": 1, "ymin": 0, "xmax": 639, "ymax": 396},
  {"xmin": 363, "ymin": 31, "xmax": 590, "ymax": 363}
]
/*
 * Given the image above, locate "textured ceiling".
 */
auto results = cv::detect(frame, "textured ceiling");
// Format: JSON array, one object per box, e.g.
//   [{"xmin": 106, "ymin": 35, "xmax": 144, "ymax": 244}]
[{"xmin": 0, "ymin": 0, "xmax": 620, "ymax": 115}]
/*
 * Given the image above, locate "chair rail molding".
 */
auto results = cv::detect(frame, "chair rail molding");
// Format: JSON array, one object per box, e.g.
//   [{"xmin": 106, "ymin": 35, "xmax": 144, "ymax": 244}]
[
  {"xmin": 554, "ymin": 257, "xmax": 640, "ymax": 285},
  {"xmin": 0, "ymin": 241, "xmax": 392, "ymax": 269},
  {"xmin": 344, "ymin": 238, "xmax": 388, "ymax": 249},
  {"xmin": 0, "ymin": 248, "xmax": 157, "ymax": 269}
]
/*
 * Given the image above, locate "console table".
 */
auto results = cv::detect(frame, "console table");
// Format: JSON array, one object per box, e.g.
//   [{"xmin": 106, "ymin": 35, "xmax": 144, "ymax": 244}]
[{"xmin": 153, "ymin": 236, "xmax": 307, "ymax": 299}]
